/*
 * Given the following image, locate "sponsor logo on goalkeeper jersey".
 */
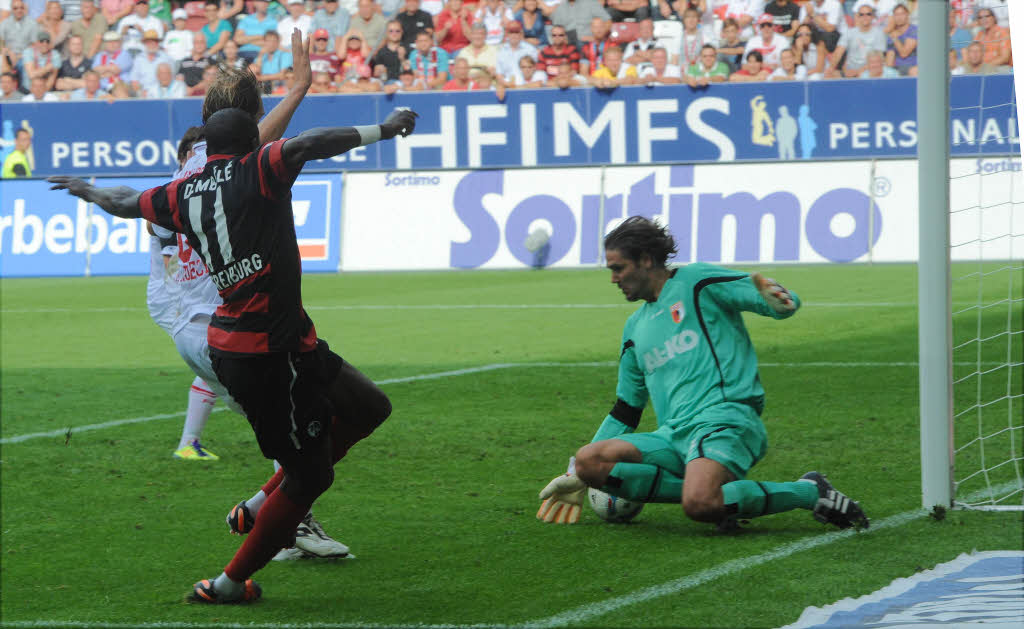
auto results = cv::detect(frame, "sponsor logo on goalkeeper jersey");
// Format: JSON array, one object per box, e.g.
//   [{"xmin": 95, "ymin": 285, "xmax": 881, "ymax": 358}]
[{"xmin": 642, "ymin": 330, "xmax": 699, "ymax": 374}]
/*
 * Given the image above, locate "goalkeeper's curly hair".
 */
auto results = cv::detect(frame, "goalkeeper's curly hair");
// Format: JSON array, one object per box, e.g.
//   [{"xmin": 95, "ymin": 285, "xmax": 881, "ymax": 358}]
[
  {"xmin": 201, "ymin": 64, "xmax": 263, "ymax": 124},
  {"xmin": 603, "ymin": 216, "xmax": 678, "ymax": 268}
]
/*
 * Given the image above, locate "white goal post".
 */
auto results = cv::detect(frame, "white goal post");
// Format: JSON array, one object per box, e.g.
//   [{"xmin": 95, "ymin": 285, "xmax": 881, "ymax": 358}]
[
  {"xmin": 918, "ymin": 0, "xmax": 954, "ymax": 511},
  {"xmin": 919, "ymin": 0, "xmax": 1024, "ymax": 511}
]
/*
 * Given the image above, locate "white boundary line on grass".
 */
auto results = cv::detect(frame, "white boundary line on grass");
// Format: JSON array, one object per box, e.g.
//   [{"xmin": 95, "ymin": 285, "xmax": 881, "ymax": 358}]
[
  {"xmin": 0, "ymin": 302, "xmax": 927, "ymax": 314},
  {"xmin": 3, "ymin": 483, "xmax": 1016, "ymax": 629},
  {"xmin": 0, "ymin": 360, "xmax": 1008, "ymax": 445}
]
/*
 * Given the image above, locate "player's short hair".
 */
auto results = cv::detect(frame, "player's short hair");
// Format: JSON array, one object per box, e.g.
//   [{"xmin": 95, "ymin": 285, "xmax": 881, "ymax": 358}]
[
  {"xmin": 177, "ymin": 126, "xmax": 205, "ymax": 164},
  {"xmin": 603, "ymin": 216, "xmax": 677, "ymax": 268},
  {"xmin": 204, "ymin": 108, "xmax": 259, "ymax": 156},
  {"xmin": 15, "ymin": 128, "xmax": 31, "ymax": 139},
  {"xmin": 202, "ymin": 64, "xmax": 262, "ymax": 124}
]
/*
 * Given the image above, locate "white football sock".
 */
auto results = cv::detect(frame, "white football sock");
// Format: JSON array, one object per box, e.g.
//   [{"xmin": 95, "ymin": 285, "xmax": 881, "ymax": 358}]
[
  {"xmin": 245, "ymin": 490, "xmax": 267, "ymax": 515},
  {"xmin": 178, "ymin": 377, "xmax": 217, "ymax": 449},
  {"xmin": 213, "ymin": 572, "xmax": 243, "ymax": 598}
]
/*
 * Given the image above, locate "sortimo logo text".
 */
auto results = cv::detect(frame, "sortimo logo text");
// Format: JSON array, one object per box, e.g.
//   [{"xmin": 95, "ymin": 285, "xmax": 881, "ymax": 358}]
[
  {"xmin": 449, "ymin": 166, "xmax": 884, "ymax": 268},
  {"xmin": 384, "ymin": 173, "xmax": 441, "ymax": 187}
]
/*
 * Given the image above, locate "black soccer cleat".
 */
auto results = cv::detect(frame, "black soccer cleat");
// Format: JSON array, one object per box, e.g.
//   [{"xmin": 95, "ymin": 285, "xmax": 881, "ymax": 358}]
[
  {"xmin": 800, "ymin": 471, "xmax": 870, "ymax": 530},
  {"xmin": 187, "ymin": 577, "xmax": 262, "ymax": 604},
  {"xmin": 226, "ymin": 500, "xmax": 254, "ymax": 535}
]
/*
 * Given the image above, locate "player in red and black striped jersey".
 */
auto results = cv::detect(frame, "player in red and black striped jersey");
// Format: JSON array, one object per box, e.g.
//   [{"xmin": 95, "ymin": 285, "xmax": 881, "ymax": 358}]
[
  {"xmin": 139, "ymin": 135, "xmax": 317, "ymax": 358},
  {"xmin": 49, "ymin": 105, "xmax": 419, "ymax": 605}
]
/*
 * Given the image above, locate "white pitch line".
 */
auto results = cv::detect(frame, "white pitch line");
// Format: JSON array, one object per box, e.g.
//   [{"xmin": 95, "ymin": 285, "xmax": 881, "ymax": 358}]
[
  {"xmin": 519, "ymin": 482, "xmax": 1022, "ymax": 629},
  {"xmin": 375, "ymin": 361, "xmax": 616, "ymax": 385},
  {"xmin": 521, "ymin": 515, "xmax": 921, "ymax": 629},
  {"xmin": 6, "ymin": 482, "xmax": 1018, "ymax": 629},
  {"xmin": 0, "ymin": 410, "xmax": 219, "ymax": 444},
  {"xmin": 0, "ymin": 360, "xmax": 1012, "ymax": 445}
]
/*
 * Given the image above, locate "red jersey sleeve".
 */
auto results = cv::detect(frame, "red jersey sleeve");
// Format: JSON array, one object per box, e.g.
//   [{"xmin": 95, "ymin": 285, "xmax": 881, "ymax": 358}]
[
  {"xmin": 255, "ymin": 138, "xmax": 302, "ymax": 201},
  {"xmin": 139, "ymin": 180, "xmax": 184, "ymax": 233}
]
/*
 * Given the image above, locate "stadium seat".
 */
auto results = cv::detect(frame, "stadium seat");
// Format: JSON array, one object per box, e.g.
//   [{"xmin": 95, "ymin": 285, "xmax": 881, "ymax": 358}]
[
  {"xmin": 609, "ymin": 22, "xmax": 640, "ymax": 46},
  {"xmin": 653, "ymin": 20, "xmax": 682, "ymax": 59}
]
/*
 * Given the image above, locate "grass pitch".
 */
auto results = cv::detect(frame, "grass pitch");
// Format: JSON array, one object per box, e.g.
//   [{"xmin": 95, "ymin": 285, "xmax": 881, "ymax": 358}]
[{"xmin": 1, "ymin": 264, "xmax": 1021, "ymax": 628}]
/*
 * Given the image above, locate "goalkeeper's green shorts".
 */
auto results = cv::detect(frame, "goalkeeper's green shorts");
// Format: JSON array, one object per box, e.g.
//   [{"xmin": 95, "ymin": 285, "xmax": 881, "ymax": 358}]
[{"xmin": 613, "ymin": 402, "xmax": 768, "ymax": 481}]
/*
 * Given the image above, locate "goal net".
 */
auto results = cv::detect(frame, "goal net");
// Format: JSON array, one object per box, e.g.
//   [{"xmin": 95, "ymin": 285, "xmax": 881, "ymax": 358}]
[
  {"xmin": 920, "ymin": 2, "xmax": 1023, "ymax": 511},
  {"xmin": 948, "ymin": 122, "xmax": 1024, "ymax": 510},
  {"xmin": 946, "ymin": 68, "xmax": 1024, "ymax": 509}
]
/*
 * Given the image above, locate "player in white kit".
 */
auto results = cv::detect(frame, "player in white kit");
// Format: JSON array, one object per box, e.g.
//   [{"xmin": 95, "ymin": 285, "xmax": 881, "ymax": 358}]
[{"xmin": 149, "ymin": 127, "xmax": 238, "ymax": 461}]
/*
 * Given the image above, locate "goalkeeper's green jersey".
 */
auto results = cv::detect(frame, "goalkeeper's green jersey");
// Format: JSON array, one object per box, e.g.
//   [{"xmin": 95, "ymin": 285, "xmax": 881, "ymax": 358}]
[{"xmin": 612, "ymin": 264, "xmax": 800, "ymax": 430}]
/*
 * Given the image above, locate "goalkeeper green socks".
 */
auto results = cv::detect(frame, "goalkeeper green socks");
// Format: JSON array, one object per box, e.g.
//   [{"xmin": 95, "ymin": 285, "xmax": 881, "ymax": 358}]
[
  {"xmin": 603, "ymin": 462, "xmax": 683, "ymax": 504},
  {"xmin": 600, "ymin": 467, "xmax": 820, "ymax": 515},
  {"xmin": 721, "ymin": 480, "xmax": 819, "ymax": 518}
]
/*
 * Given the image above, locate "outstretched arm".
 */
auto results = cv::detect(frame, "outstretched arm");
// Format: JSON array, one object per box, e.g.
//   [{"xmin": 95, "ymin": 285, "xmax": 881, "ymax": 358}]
[
  {"xmin": 281, "ymin": 109, "xmax": 418, "ymax": 170},
  {"xmin": 705, "ymin": 268, "xmax": 800, "ymax": 319},
  {"xmin": 257, "ymin": 29, "xmax": 313, "ymax": 143},
  {"xmin": 47, "ymin": 177, "xmax": 142, "ymax": 219}
]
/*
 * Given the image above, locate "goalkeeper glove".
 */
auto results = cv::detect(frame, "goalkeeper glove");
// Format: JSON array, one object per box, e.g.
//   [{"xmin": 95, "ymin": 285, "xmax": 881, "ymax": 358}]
[
  {"xmin": 537, "ymin": 457, "xmax": 587, "ymax": 524},
  {"xmin": 751, "ymin": 272, "xmax": 796, "ymax": 314}
]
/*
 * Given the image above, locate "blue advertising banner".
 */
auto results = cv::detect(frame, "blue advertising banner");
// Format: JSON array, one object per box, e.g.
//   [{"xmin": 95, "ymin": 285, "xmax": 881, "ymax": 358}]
[
  {"xmin": 0, "ymin": 174, "xmax": 342, "ymax": 277},
  {"xmin": 0, "ymin": 77, "xmax": 1015, "ymax": 178}
]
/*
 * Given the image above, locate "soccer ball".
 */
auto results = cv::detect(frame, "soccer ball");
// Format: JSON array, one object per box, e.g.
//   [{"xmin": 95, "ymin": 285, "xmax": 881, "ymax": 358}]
[{"xmin": 587, "ymin": 488, "xmax": 643, "ymax": 523}]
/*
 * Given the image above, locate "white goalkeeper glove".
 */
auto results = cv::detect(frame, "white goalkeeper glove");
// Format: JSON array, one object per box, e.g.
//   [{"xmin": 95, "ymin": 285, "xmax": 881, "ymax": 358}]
[
  {"xmin": 537, "ymin": 456, "xmax": 587, "ymax": 524},
  {"xmin": 751, "ymin": 272, "xmax": 796, "ymax": 314}
]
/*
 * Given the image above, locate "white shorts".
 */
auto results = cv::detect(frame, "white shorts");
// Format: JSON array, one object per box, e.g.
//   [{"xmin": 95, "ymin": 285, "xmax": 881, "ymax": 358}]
[{"xmin": 173, "ymin": 317, "xmax": 244, "ymax": 415}]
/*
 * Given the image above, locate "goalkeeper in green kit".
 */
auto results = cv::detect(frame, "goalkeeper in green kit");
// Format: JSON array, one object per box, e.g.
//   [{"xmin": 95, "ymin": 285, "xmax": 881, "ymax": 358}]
[{"xmin": 537, "ymin": 217, "xmax": 869, "ymax": 530}]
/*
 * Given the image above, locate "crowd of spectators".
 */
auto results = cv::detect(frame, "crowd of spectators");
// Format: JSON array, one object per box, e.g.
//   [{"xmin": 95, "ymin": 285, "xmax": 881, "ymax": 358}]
[{"xmin": 0, "ymin": 0, "xmax": 1013, "ymax": 101}]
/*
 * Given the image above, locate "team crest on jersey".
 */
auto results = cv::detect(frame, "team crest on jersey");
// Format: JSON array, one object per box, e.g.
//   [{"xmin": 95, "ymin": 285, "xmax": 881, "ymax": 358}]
[{"xmin": 670, "ymin": 301, "xmax": 685, "ymax": 324}]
